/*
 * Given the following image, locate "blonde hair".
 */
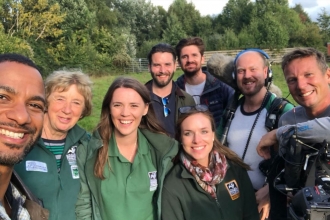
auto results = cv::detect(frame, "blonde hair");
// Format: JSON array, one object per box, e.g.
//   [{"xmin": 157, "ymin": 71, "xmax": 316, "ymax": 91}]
[{"xmin": 45, "ymin": 70, "xmax": 93, "ymax": 119}]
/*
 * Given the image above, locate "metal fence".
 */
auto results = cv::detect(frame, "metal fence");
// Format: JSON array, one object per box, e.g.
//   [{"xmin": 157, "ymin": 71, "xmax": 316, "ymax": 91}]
[{"xmin": 124, "ymin": 58, "xmax": 149, "ymax": 73}]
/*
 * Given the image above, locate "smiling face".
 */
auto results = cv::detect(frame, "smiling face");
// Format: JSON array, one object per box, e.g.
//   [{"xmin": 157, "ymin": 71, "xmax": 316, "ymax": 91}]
[
  {"xmin": 180, "ymin": 113, "xmax": 214, "ymax": 167},
  {"xmin": 149, "ymin": 52, "xmax": 176, "ymax": 88},
  {"xmin": 284, "ymin": 56, "xmax": 330, "ymax": 116},
  {"xmin": 179, "ymin": 45, "xmax": 204, "ymax": 77},
  {"xmin": 110, "ymin": 88, "xmax": 149, "ymax": 139},
  {"xmin": 236, "ymin": 51, "xmax": 268, "ymax": 97},
  {"xmin": 0, "ymin": 61, "xmax": 45, "ymax": 166},
  {"xmin": 44, "ymin": 84, "xmax": 85, "ymax": 137}
]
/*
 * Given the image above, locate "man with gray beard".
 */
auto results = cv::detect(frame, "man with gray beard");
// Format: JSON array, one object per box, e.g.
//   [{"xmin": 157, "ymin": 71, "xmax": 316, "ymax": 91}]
[
  {"xmin": 0, "ymin": 53, "xmax": 48, "ymax": 220},
  {"xmin": 145, "ymin": 43, "xmax": 194, "ymax": 137}
]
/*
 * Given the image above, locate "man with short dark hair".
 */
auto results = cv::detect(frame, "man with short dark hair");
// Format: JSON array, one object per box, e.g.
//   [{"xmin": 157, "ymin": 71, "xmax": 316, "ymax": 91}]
[
  {"xmin": 257, "ymin": 47, "xmax": 330, "ymax": 219},
  {"xmin": 175, "ymin": 37, "xmax": 234, "ymax": 127},
  {"xmin": 145, "ymin": 43, "xmax": 195, "ymax": 137},
  {"xmin": 0, "ymin": 53, "xmax": 48, "ymax": 219}
]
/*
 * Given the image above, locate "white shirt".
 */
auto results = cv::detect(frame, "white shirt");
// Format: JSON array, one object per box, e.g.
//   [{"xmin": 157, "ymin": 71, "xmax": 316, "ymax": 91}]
[{"xmin": 185, "ymin": 81, "xmax": 205, "ymax": 104}]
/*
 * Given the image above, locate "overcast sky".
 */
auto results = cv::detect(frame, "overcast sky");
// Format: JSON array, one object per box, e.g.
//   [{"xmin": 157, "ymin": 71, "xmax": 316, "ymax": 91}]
[{"xmin": 150, "ymin": 0, "xmax": 330, "ymax": 21}]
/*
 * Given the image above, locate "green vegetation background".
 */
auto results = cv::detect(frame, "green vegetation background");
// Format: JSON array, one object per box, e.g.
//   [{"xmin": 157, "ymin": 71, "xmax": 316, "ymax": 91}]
[{"xmin": 78, "ymin": 64, "xmax": 295, "ymax": 132}]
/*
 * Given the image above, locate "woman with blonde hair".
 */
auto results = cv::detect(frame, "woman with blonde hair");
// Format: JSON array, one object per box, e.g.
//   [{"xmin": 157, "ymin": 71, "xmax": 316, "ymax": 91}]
[
  {"xmin": 162, "ymin": 105, "xmax": 259, "ymax": 220},
  {"xmin": 76, "ymin": 77, "xmax": 178, "ymax": 220},
  {"xmin": 15, "ymin": 70, "xmax": 93, "ymax": 220}
]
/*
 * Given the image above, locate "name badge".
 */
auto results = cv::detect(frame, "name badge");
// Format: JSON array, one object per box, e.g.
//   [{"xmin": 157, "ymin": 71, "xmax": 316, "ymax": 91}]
[
  {"xmin": 26, "ymin": 161, "xmax": 48, "ymax": 172},
  {"xmin": 225, "ymin": 180, "xmax": 240, "ymax": 200},
  {"xmin": 148, "ymin": 171, "xmax": 157, "ymax": 191}
]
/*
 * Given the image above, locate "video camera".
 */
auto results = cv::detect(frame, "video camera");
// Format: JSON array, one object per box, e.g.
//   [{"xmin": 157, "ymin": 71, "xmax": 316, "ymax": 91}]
[{"xmin": 275, "ymin": 133, "xmax": 330, "ymax": 220}]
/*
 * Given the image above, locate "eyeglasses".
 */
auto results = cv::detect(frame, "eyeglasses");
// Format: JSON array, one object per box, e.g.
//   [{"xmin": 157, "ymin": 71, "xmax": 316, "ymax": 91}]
[
  {"xmin": 179, "ymin": 104, "xmax": 209, "ymax": 114},
  {"xmin": 162, "ymin": 97, "xmax": 171, "ymax": 117}
]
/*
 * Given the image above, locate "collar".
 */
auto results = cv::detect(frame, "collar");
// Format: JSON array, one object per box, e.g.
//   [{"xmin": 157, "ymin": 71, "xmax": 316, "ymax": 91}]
[
  {"xmin": 1, "ymin": 183, "xmax": 28, "ymax": 220},
  {"xmin": 36, "ymin": 124, "xmax": 87, "ymax": 149},
  {"xmin": 108, "ymin": 129, "xmax": 149, "ymax": 157}
]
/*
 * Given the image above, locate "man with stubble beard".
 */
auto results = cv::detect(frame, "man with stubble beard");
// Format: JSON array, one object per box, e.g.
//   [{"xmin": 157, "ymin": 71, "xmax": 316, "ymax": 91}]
[
  {"xmin": 145, "ymin": 43, "xmax": 195, "ymax": 137},
  {"xmin": 175, "ymin": 37, "xmax": 234, "ymax": 127},
  {"xmin": 0, "ymin": 53, "xmax": 48, "ymax": 220}
]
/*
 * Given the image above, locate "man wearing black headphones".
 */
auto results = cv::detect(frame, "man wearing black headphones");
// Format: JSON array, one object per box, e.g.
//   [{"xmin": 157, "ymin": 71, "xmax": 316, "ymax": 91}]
[{"xmin": 217, "ymin": 49, "xmax": 294, "ymax": 220}]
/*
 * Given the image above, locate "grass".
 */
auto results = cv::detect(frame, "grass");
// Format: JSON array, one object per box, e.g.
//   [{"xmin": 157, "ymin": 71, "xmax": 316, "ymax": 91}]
[{"xmin": 78, "ymin": 65, "xmax": 296, "ymax": 132}]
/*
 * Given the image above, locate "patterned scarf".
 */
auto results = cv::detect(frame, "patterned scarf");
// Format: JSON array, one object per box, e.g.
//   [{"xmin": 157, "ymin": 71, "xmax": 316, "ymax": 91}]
[{"xmin": 181, "ymin": 150, "xmax": 228, "ymax": 198}]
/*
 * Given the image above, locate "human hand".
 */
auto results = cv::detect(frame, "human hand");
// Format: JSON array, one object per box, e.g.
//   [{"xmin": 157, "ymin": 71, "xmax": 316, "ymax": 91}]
[
  {"xmin": 256, "ymin": 129, "xmax": 278, "ymax": 159},
  {"xmin": 255, "ymin": 184, "xmax": 270, "ymax": 220}
]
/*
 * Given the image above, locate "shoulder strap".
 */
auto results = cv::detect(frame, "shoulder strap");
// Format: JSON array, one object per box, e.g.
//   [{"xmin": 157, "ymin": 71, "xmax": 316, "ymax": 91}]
[{"xmin": 265, "ymin": 97, "xmax": 290, "ymax": 131}]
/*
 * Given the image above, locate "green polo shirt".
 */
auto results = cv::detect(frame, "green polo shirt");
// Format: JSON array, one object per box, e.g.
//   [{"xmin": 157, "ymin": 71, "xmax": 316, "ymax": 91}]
[{"xmin": 100, "ymin": 130, "xmax": 157, "ymax": 220}]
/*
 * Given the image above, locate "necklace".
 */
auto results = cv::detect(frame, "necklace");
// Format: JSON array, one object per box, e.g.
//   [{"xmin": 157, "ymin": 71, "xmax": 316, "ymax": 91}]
[{"xmin": 117, "ymin": 140, "xmax": 138, "ymax": 162}]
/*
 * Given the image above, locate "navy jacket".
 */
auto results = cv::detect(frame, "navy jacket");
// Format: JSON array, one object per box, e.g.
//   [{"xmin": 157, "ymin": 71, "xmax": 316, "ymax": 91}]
[{"xmin": 176, "ymin": 70, "xmax": 234, "ymax": 127}]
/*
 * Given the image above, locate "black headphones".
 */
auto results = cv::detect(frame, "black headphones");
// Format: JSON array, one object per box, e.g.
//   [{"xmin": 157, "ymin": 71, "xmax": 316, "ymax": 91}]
[{"xmin": 232, "ymin": 49, "xmax": 273, "ymax": 86}]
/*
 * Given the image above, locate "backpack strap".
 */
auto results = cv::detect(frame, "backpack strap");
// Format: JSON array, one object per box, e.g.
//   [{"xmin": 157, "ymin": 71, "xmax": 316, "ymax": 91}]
[{"xmin": 265, "ymin": 97, "xmax": 290, "ymax": 131}]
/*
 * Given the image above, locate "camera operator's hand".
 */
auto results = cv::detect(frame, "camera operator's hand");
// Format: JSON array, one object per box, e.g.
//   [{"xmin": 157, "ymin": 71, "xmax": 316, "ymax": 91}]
[
  {"xmin": 256, "ymin": 184, "xmax": 270, "ymax": 220},
  {"xmin": 257, "ymin": 129, "xmax": 278, "ymax": 159}
]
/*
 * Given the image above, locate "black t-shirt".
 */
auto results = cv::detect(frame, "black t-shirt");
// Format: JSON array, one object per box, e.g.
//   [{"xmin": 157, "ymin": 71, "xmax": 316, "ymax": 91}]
[{"xmin": 150, "ymin": 83, "xmax": 176, "ymax": 138}]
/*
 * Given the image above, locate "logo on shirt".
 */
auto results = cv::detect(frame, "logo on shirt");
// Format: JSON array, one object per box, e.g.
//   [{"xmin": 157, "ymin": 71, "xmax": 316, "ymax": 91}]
[
  {"xmin": 225, "ymin": 180, "xmax": 240, "ymax": 200},
  {"xmin": 66, "ymin": 146, "xmax": 79, "ymax": 179},
  {"xmin": 148, "ymin": 171, "xmax": 157, "ymax": 191},
  {"xmin": 66, "ymin": 146, "xmax": 77, "ymax": 166}
]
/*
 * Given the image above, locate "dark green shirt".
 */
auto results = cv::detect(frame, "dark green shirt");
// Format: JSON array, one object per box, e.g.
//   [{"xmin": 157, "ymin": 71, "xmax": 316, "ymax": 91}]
[
  {"xmin": 101, "ymin": 130, "xmax": 156, "ymax": 220},
  {"xmin": 162, "ymin": 160, "xmax": 259, "ymax": 220}
]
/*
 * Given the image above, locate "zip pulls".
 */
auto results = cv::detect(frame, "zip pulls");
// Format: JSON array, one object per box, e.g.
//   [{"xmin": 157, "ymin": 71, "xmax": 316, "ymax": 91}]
[{"xmin": 215, "ymin": 196, "xmax": 221, "ymax": 207}]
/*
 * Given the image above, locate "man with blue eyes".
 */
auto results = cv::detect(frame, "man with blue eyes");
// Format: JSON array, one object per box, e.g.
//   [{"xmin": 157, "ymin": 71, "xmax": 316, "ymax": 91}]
[
  {"xmin": 0, "ymin": 53, "xmax": 48, "ymax": 219},
  {"xmin": 257, "ymin": 48, "xmax": 330, "ymax": 219},
  {"xmin": 217, "ymin": 49, "xmax": 294, "ymax": 220},
  {"xmin": 175, "ymin": 37, "xmax": 234, "ymax": 127},
  {"xmin": 145, "ymin": 43, "xmax": 195, "ymax": 138}
]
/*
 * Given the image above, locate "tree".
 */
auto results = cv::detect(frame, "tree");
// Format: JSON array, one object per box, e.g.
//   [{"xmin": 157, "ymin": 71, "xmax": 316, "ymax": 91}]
[
  {"xmin": 248, "ymin": 15, "xmax": 289, "ymax": 49},
  {"xmin": 317, "ymin": 8, "xmax": 330, "ymax": 43},
  {"xmin": 167, "ymin": 0, "xmax": 202, "ymax": 36},
  {"xmin": 292, "ymin": 4, "xmax": 311, "ymax": 23},
  {"xmin": 1, "ymin": 0, "xmax": 65, "ymax": 41},
  {"xmin": 114, "ymin": 0, "xmax": 165, "ymax": 47},
  {"xmin": 162, "ymin": 14, "xmax": 186, "ymax": 46},
  {"xmin": 220, "ymin": 0, "xmax": 253, "ymax": 34}
]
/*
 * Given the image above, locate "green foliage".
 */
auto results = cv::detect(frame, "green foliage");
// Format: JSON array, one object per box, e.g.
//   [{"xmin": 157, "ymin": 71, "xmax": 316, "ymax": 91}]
[
  {"xmin": 1, "ymin": 0, "xmax": 65, "ymax": 41},
  {"xmin": 0, "ymin": 0, "xmax": 328, "ymax": 77},
  {"xmin": 0, "ymin": 25, "xmax": 34, "ymax": 57},
  {"xmin": 167, "ymin": 0, "xmax": 202, "ymax": 37},
  {"xmin": 219, "ymin": 0, "xmax": 253, "ymax": 34},
  {"xmin": 162, "ymin": 14, "xmax": 186, "ymax": 46},
  {"xmin": 248, "ymin": 15, "xmax": 289, "ymax": 49},
  {"xmin": 292, "ymin": 4, "xmax": 312, "ymax": 23},
  {"xmin": 317, "ymin": 8, "xmax": 330, "ymax": 43},
  {"xmin": 136, "ymin": 39, "xmax": 162, "ymax": 58}
]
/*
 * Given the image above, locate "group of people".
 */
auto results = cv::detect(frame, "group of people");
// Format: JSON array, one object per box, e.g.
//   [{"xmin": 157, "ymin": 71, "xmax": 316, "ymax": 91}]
[{"xmin": 0, "ymin": 36, "xmax": 329, "ymax": 220}]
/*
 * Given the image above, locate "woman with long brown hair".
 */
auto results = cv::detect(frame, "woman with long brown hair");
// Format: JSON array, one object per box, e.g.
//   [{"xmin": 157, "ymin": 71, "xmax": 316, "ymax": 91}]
[
  {"xmin": 162, "ymin": 105, "xmax": 259, "ymax": 220},
  {"xmin": 76, "ymin": 77, "xmax": 178, "ymax": 220}
]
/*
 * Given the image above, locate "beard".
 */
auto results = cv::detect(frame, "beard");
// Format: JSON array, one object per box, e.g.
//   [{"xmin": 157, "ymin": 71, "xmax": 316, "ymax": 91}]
[
  {"xmin": 239, "ymin": 79, "xmax": 265, "ymax": 97},
  {"xmin": 151, "ymin": 71, "xmax": 174, "ymax": 88},
  {"xmin": 0, "ymin": 122, "xmax": 40, "ymax": 167},
  {"xmin": 182, "ymin": 62, "xmax": 202, "ymax": 78}
]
